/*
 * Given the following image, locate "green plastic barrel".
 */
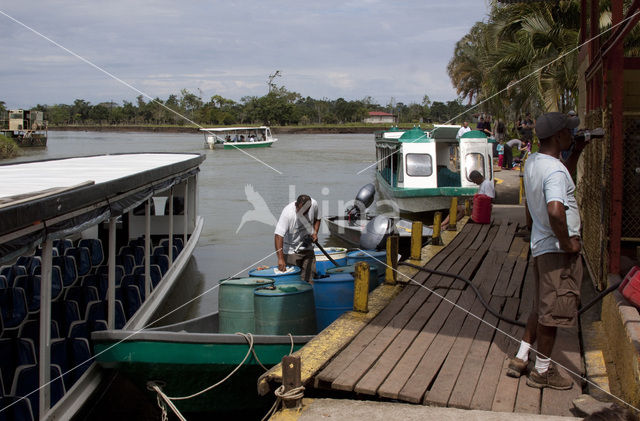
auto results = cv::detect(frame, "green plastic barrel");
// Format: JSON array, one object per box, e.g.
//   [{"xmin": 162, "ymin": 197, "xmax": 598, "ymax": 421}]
[
  {"xmin": 218, "ymin": 277, "xmax": 274, "ymax": 333},
  {"xmin": 253, "ymin": 283, "xmax": 317, "ymax": 335}
]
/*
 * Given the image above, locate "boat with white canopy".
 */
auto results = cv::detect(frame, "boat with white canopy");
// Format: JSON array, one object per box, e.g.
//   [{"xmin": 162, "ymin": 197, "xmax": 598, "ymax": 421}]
[
  {"xmin": 200, "ymin": 126, "xmax": 277, "ymax": 149},
  {"xmin": 0, "ymin": 153, "xmax": 205, "ymax": 420},
  {"xmin": 374, "ymin": 125, "xmax": 494, "ymax": 213}
]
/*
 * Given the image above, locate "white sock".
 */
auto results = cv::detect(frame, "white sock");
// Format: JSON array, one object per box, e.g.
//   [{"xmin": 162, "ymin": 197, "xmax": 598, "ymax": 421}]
[
  {"xmin": 515, "ymin": 341, "xmax": 531, "ymax": 361},
  {"xmin": 535, "ymin": 356, "xmax": 551, "ymax": 374}
]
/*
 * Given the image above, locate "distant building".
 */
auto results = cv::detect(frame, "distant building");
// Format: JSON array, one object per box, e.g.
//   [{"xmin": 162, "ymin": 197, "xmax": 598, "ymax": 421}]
[{"xmin": 364, "ymin": 111, "xmax": 397, "ymax": 124}]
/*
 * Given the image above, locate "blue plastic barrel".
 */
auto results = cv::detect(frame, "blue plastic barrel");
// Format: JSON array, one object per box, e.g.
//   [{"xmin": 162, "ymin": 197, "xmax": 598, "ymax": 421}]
[
  {"xmin": 314, "ymin": 247, "xmax": 347, "ymax": 276},
  {"xmin": 313, "ymin": 273, "xmax": 355, "ymax": 331},
  {"xmin": 218, "ymin": 277, "xmax": 274, "ymax": 333},
  {"xmin": 346, "ymin": 250, "xmax": 387, "ymax": 282},
  {"xmin": 253, "ymin": 283, "xmax": 317, "ymax": 335},
  {"xmin": 248, "ymin": 265, "xmax": 303, "ymax": 284},
  {"xmin": 326, "ymin": 264, "xmax": 379, "ymax": 291}
]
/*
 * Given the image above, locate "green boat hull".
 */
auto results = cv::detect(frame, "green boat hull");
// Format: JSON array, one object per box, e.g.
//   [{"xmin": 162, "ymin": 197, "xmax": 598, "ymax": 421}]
[
  {"xmin": 94, "ymin": 338, "xmax": 305, "ymax": 413},
  {"xmin": 222, "ymin": 142, "xmax": 273, "ymax": 149}
]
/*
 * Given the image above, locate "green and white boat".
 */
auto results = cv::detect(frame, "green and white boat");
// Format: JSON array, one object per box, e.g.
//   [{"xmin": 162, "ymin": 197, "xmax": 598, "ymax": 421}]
[
  {"xmin": 92, "ymin": 311, "xmax": 314, "ymax": 414},
  {"xmin": 374, "ymin": 125, "xmax": 494, "ymax": 213},
  {"xmin": 200, "ymin": 126, "xmax": 277, "ymax": 150}
]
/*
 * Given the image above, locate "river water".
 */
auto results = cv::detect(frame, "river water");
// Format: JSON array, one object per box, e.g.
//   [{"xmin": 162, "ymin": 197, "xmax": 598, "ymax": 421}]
[{"xmin": 6, "ymin": 130, "xmax": 378, "ymax": 324}]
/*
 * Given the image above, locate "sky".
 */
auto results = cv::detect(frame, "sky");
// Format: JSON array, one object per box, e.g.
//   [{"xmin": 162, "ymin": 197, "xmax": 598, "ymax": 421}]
[{"xmin": 0, "ymin": 1, "xmax": 491, "ymax": 109}]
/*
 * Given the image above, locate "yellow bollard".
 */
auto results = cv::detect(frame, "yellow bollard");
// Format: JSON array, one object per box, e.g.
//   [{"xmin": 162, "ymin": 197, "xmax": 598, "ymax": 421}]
[
  {"xmin": 465, "ymin": 199, "xmax": 471, "ymax": 217},
  {"xmin": 385, "ymin": 235, "xmax": 399, "ymax": 285},
  {"xmin": 519, "ymin": 174, "xmax": 524, "ymax": 205},
  {"xmin": 410, "ymin": 221, "xmax": 423, "ymax": 260},
  {"xmin": 432, "ymin": 212, "xmax": 442, "ymax": 246},
  {"xmin": 447, "ymin": 197, "xmax": 458, "ymax": 231},
  {"xmin": 353, "ymin": 262, "xmax": 370, "ymax": 313}
]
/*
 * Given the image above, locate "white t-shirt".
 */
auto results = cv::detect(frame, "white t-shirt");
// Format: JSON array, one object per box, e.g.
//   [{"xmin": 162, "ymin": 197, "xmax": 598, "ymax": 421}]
[
  {"xmin": 477, "ymin": 179, "xmax": 495, "ymax": 198},
  {"xmin": 457, "ymin": 126, "xmax": 471, "ymax": 139},
  {"xmin": 524, "ymin": 152, "xmax": 580, "ymax": 257},
  {"xmin": 274, "ymin": 199, "xmax": 320, "ymax": 254}
]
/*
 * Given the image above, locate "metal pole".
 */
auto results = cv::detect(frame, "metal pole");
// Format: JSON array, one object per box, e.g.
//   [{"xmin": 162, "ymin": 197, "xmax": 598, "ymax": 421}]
[
  {"xmin": 145, "ymin": 199, "xmax": 151, "ymax": 298},
  {"xmin": 39, "ymin": 239, "xmax": 53, "ymax": 418},
  {"xmin": 168, "ymin": 187, "xmax": 174, "ymax": 263},
  {"xmin": 183, "ymin": 180, "xmax": 189, "ymax": 248},
  {"xmin": 108, "ymin": 218, "xmax": 116, "ymax": 329}
]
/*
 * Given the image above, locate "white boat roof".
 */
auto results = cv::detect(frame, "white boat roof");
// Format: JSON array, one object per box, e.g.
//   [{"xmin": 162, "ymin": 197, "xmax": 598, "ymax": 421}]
[
  {"xmin": 0, "ymin": 153, "xmax": 205, "ymax": 243},
  {"xmin": 199, "ymin": 126, "xmax": 269, "ymax": 132},
  {"xmin": 0, "ymin": 153, "xmax": 199, "ymax": 200}
]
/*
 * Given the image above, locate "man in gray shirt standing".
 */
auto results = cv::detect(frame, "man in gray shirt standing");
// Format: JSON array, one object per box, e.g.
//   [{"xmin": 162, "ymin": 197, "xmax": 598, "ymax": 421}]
[{"xmin": 506, "ymin": 112, "xmax": 585, "ymax": 390}]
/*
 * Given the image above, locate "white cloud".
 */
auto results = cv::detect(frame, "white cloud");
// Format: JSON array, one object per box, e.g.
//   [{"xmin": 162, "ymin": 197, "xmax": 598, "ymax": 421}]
[{"xmin": 0, "ymin": 1, "xmax": 490, "ymax": 107}]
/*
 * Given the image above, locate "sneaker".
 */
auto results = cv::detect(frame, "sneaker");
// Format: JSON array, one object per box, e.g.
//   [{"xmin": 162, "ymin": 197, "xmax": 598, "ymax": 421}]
[
  {"xmin": 526, "ymin": 364, "xmax": 573, "ymax": 390},
  {"xmin": 506, "ymin": 357, "xmax": 528, "ymax": 378}
]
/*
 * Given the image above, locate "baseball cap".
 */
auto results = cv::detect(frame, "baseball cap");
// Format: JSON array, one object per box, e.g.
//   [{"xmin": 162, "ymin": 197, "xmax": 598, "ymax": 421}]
[{"xmin": 535, "ymin": 112, "xmax": 580, "ymax": 139}]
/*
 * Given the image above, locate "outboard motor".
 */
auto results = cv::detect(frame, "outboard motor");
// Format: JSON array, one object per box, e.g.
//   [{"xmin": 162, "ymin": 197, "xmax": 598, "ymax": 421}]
[
  {"xmin": 360, "ymin": 215, "xmax": 397, "ymax": 250},
  {"xmin": 346, "ymin": 183, "xmax": 376, "ymax": 223}
]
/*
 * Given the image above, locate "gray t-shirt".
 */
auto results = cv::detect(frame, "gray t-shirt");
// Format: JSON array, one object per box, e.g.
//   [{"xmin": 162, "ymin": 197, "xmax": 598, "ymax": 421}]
[
  {"xmin": 524, "ymin": 153, "xmax": 580, "ymax": 257},
  {"xmin": 506, "ymin": 139, "xmax": 523, "ymax": 149}
]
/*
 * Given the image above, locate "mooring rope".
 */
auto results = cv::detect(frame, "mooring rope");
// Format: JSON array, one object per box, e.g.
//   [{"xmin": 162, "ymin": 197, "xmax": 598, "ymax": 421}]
[{"xmin": 261, "ymin": 384, "xmax": 306, "ymax": 421}]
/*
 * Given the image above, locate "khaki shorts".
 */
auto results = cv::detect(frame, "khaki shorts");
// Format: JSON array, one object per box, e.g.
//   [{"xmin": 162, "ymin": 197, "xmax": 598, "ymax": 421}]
[
  {"xmin": 285, "ymin": 250, "xmax": 316, "ymax": 283},
  {"xmin": 532, "ymin": 252, "xmax": 583, "ymax": 327}
]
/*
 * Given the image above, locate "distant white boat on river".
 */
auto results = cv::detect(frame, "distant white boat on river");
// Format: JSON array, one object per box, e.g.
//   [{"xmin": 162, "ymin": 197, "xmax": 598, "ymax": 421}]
[{"xmin": 200, "ymin": 126, "xmax": 277, "ymax": 149}]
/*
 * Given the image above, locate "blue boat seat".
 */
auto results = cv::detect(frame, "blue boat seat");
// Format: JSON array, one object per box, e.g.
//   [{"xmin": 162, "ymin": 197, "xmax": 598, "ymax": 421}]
[
  {"xmin": 35, "ymin": 245, "xmax": 59, "ymax": 258},
  {"xmin": 64, "ymin": 247, "xmax": 92, "ymax": 277},
  {"xmin": 94, "ymin": 265, "xmax": 124, "ymax": 288},
  {"xmin": 51, "ymin": 300, "xmax": 81, "ymax": 338},
  {"xmin": 81, "ymin": 274, "xmax": 109, "ymax": 301},
  {"xmin": 85, "ymin": 300, "xmax": 126, "ymax": 330},
  {"xmin": 133, "ymin": 265, "xmax": 162, "ymax": 288},
  {"xmin": 50, "ymin": 337, "xmax": 92, "ymax": 391},
  {"xmin": 18, "ymin": 320, "xmax": 60, "ymax": 351},
  {"xmin": 11, "ymin": 363, "xmax": 65, "ymax": 417},
  {"xmin": 149, "ymin": 255, "xmax": 169, "ymax": 276},
  {"xmin": 0, "ymin": 394, "xmax": 35, "ymax": 421},
  {"xmin": 121, "ymin": 274, "xmax": 146, "ymax": 301},
  {"xmin": 118, "ymin": 245, "xmax": 144, "ymax": 266},
  {"xmin": 0, "ymin": 275, "xmax": 7, "ymax": 289},
  {"xmin": 68, "ymin": 318, "xmax": 108, "ymax": 342},
  {"xmin": 122, "ymin": 284, "xmax": 142, "ymax": 319},
  {"xmin": 0, "ymin": 266, "xmax": 26, "ymax": 287},
  {"xmin": 115, "ymin": 255, "xmax": 135, "ymax": 275},
  {"xmin": 128, "ymin": 236, "xmax": 146, "ymax": 248},
  {"xmin": 64, "ymin": 286, "xmax": 99, "ymax": 318},
  {"xmin": 30, "ymin": 266, "xmax": 64, "ymax": 301},
  {"xmin": 78, "ymin": 239, "xmax": 104, "ymax": 267},
  {"xmin": 53, "ymin": 239, "xmax": 73, "ymax": 256},
  {"xmin": 159, "ymin": 236, "xmax": 184, "ymax": 254},
  {"xmin": 153, "ymin": 245, "xmax": 179, "ymax": 262},
  {"xmin": 0, "ymin": 338, "xmax": 36, "ymax": 396},
  {"xmin": 0, "ymin": 288, "xmax": 28, "ymax": 332},
  {"xmin": 52, "ymin": 255, "xmax": 78, "ymax": 288}
]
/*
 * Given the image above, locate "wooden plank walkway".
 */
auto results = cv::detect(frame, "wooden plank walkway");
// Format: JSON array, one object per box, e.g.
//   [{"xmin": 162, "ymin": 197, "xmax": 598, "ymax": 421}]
[{"xmin": 314, "ymin": 221, "xmax": 584, "ymax": 416}]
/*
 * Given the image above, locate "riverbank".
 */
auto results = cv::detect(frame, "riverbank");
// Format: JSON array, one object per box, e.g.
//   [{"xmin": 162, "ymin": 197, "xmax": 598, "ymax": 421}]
[{"xmin": 47, "ymin": 123, "xmax": 432, "ymax": 135}]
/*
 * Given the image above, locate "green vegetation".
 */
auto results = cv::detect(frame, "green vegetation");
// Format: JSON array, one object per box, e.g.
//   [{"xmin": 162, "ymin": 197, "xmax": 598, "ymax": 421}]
[
  {"xmin": 23, "ymin": 88, "xmax": 471, "ymax": 128},
  {"xmin": 448, "ymin": 0, "xmax": 581, "ymax": 120},
  {"xmin": 0, "ymin": 134, "xmax": 19, "ymax": 159}
]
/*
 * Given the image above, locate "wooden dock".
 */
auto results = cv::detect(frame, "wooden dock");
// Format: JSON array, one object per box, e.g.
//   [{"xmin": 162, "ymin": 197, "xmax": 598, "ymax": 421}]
[{"xmin": 312, "ymin": 220, "xmax": 583, "ymax": 416}]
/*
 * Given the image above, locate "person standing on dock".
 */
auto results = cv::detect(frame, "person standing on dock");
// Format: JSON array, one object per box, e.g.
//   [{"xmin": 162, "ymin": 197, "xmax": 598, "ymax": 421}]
[
  {"xmin": 507, "ymin": 112, "xmax": 584, "ymax": 390},
  {"xmin": 274, "ymin": 194, "xmax": 321, "ymax": 283}
]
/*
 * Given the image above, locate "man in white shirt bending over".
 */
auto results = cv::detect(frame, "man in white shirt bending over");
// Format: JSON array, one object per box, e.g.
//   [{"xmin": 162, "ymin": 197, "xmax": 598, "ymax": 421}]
[
  {"xmin": 274, "ymin": 194, "xmax": 321, "ymax": 283},
  {"xmin": 469, "ymin": 170, "xmax": 495, "ymax": 200}
]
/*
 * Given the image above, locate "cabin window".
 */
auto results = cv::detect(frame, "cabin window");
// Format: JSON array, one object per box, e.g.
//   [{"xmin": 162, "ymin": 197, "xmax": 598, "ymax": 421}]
[
  {"xmin": 406, "ymin": 153, "xmax": 433, "ymax": 177},
  {"xmin": 465, "ymin": 153, "xmax": 485, "ymax": 181}
]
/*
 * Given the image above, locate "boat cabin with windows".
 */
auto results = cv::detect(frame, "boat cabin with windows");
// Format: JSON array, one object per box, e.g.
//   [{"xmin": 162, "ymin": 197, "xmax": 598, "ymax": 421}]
[{"xmin": 374, "ymin": 126, "xmax": 493, "ymax": 213}]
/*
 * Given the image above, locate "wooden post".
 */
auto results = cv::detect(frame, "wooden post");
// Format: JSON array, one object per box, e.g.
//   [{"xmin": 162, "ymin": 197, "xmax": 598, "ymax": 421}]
[
  {"xmin": 353, "ymin": 262, "xmax": 369, "ymax": 313},
  {"xmin": 519, "ymin": 173, "xmax": 524, "ymax": 205},
  {"xmin": 465, "ymin": 199, "xmax": 471, "ymax": 216},
  {"xmin": 410, "ymin": 221, "xmax": 423, "ymax": 260},
  {"xmin": 432, "ymin": 212, "xmax": 442, "ymax": 246},
  {"xmin": 385, "ymin": 235, "xmax": 398, "ymax": 285},
  {"xmin": 281, "ymin": 355, "xmax": 302, "ymax": 409},
  {"xmin": 447, "ymin": 197, "xmax": 458, "ymax": 231}
]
